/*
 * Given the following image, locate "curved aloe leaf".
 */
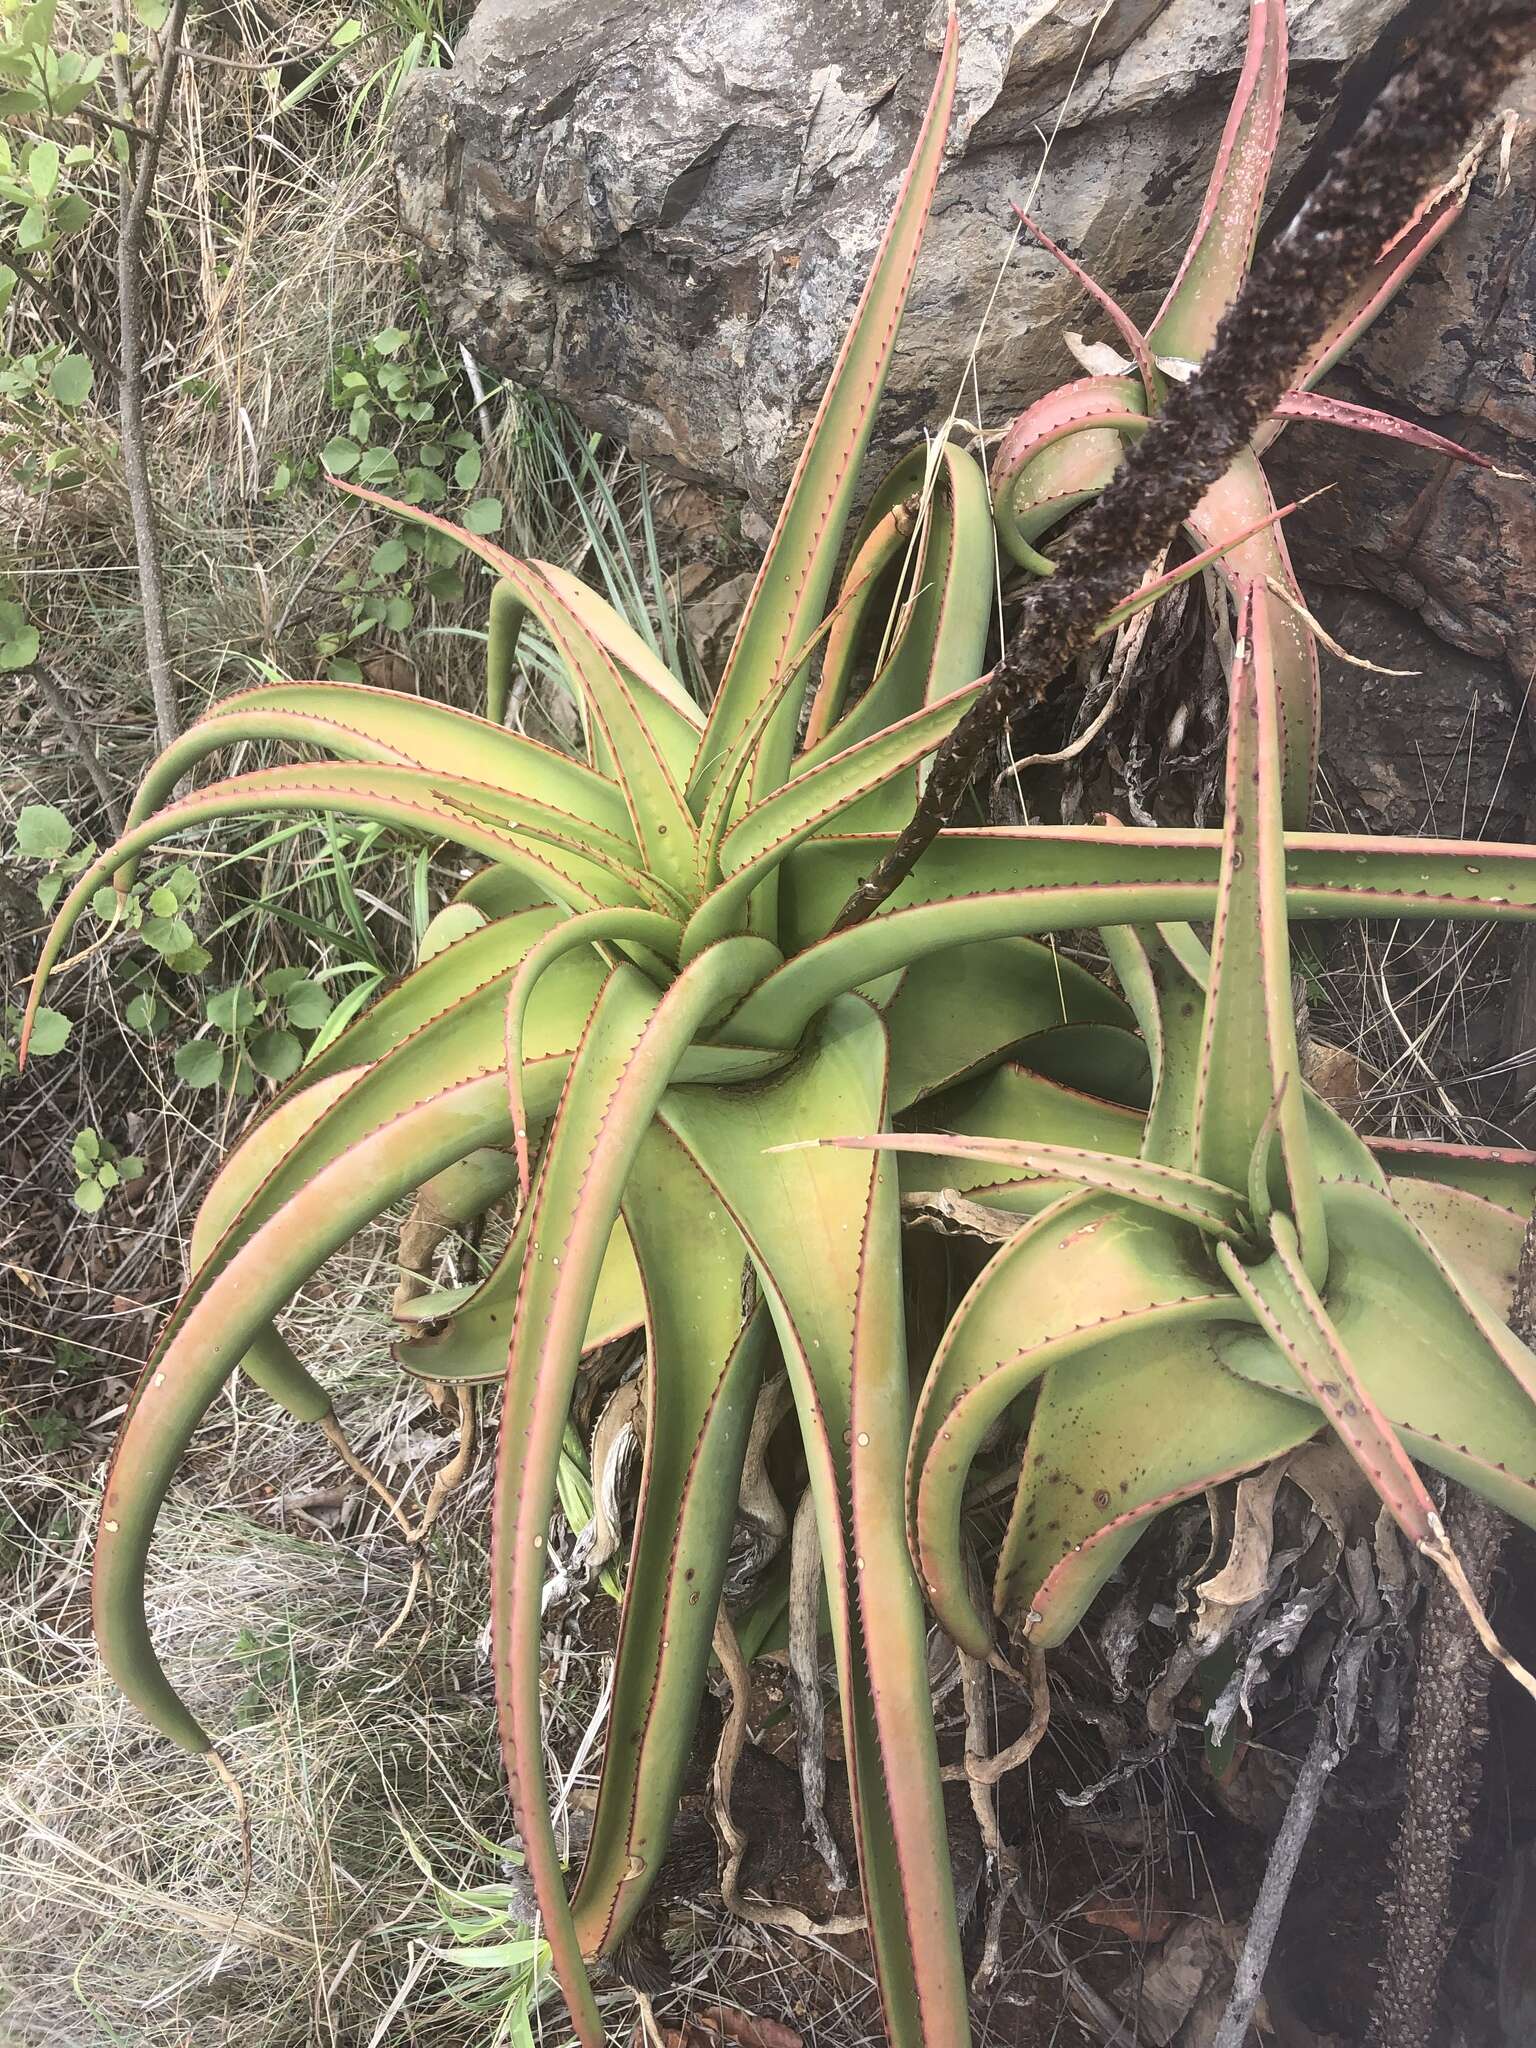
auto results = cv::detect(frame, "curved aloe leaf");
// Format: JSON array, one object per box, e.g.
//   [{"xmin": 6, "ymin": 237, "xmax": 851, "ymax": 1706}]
[
  {"xmin": 993, "ymin": 1313, "xmax": 1308, "ymax": 1649},
  {"xmin": 490, "ymin": 940, "xmax": 780, "ymax": 2045},
  {"xmin": 1013, "ymin": 205, "xmax": 1158, "ymax": 401},
  {"xmin": 800, "ymin": 461, "xmax": 928, "ymax": 751},
  {"xmin": 187, "ymin": 1068, "xmax": 361, "ymax": 1423},
  {"xmin": 1100, "ymin": 924, "xmax": 1206, "ymax": 1168},
  {"xmin": 502, "ymin": 908, "xmax": 684, "ymax": 1194},
  {"xmin": 1270, "ymin": 390, "xmax": 1497, "ymax": 467},
  {"xmin": 687, "ymin": 12, "xmax": 959, "ymax": 812},
  {"xmin": 393, "ymin": 1184, "xmax": 645, "ymax": 1382},
  {"xmin": 1367, "ymin": 1138, "xmax": 1536, "ymax": 1214},
  {"xmin": 175, "ymin": 910, "xmax": 574, "ymax": 1404},
  {"xmin": 903, "ymin": 1058, "xmax": 1143, "ymax": 1212},
  {"xmin": 535, "ymin": 560, "xmax": 705, "ymax": 733},
  {"xmin": 757, "ymin": 824, "xmax": 1536, "ymax": 1046},
  {"xmin": 1217, "ymin": 1216, "xmax": 1440, "ymax": 1543},
  {"xmin": 990, "ymin": 376, "xmax": 1146, "ymax": 569},
  {"xmin": 95, "ymin": 1069, "xmax": 513, "ymax": 1755},
  {"xmin": 660, "ymin": 997, "xmax": 969, "ymax": 2048},
  {"xmin": 483, "ymin": 568, "xmax": 704, "ymax": 762},
  {"xmin": 883, "ymin": 935, "xmax": 1131, "ymax": 1109},
  {"xmin": 24, "ymin": 770, "xmax": 653, "ymax": 1052},
  {"xmin": 1015, "ymin": 1020, "xmax": 1153, "ymax": 1107},
  {"xmin": 334, "ymin": 485, "xmax": 701, "ymax": 892},
  {"xmin": 1221, "ymin": 1180, "xmax": 1536, "ymax": 1529},
  {"xmin": 823, "ymin": 1132, "xmax": 1250, "ymax": 1238},
  {"xmin": 1381, "ymin": 1180, "xmax": 1528, "ymax": 1312},
  {"xmin": 905, "ymin": 1190, "xmax": 1294, "ymax": 1654},
  {"xmin": 570, "ymin": 1123, "xmax": 768, "ymax": 1954},
  {"xmin": 1268, "ymin": 181, "xmax": 1469, "ymax": 418},
  {"xmin": 123, "ymin": 680, "xmax": 634, "ymax": 852}
]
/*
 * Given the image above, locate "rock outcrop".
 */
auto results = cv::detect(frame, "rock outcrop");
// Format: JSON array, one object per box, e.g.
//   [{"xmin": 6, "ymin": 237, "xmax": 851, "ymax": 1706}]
[{"xmin": 395, "ymin": 0, "xmax": 1535, "ymax": 771}]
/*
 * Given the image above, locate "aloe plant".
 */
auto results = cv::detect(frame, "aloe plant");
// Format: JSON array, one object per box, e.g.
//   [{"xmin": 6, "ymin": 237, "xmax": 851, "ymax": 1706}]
[
  {"xmin": 24, "ymin": 10, "xmax": 1536, "ymax": 2045},
  {"xmin": 992, "ymin": 0, "xmax": 1503, "ymax": 825},
  {"xmin": 820, "ymin": 583, "xmax": 1536, "ymax": 1675}
]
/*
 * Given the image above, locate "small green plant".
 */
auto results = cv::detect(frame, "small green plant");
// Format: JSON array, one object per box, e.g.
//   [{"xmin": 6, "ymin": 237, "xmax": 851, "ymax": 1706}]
[
  {"xmin": 69, "ymin": 1126, "xmax": 144, "ymax": 1213},
  {"xmin": 400, "ymin": 1830, "xmax": 552, "ymax": 2048},
  {"xmin": 172, "ymin": 968, "xmax": 336, "ymax": 1094},
  {"xmin": 2, "ymin": 996, "xmax": 67, "ymax": 1074},
  {"xmin": 274, "ymin": 320, "xmax": 503, "ymax": 678},
  {"xmin": 14, "ymin": 801, "xmax": 92, "ymax": 910}
]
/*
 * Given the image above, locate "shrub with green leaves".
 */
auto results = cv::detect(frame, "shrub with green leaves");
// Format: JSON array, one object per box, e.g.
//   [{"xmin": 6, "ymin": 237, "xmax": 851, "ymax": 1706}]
[{"xmin": 20, "ymin": 8, "xmax": 1536, "ymax": 2045}]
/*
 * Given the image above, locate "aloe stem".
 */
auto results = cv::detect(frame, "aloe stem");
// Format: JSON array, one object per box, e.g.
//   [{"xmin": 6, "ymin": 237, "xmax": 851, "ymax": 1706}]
[
  {"xmin": 1365, "ymin": 1202, "xmax": 1536, "ymax": 2047},
  {"xmin": 832, "ymin": 0, "xmax": 1536, "ymax": 932}
]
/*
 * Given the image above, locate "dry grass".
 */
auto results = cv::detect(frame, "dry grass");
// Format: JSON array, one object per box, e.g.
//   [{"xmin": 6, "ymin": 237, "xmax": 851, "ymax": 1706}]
[{"xmin": 0, "ymin": 1232, "xmax": 527, "ymax": 2048}]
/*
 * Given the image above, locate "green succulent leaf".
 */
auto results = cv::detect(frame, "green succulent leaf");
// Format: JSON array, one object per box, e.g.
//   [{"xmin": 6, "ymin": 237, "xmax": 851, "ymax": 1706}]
[
  {"xmin": 661, "ymin": 997, "xmax": 969, "ymax": 2048},
  {"xmin": 1192, "ymin": 583, "xmax": 1324, "ymax": 1275},
  {"xmin": 569, "ymin": 1124, "xmax": 767, "ymax": 1954},
  {"xmin": 1148, "ymin": 0, "xmax": 1287, "ymax": 365},
  {"xmin": 489, "ymin": 942, "xmax": 778, "ymax": 2044},
  {"xmin": 688, "ymin": 15, "xmax": 960, "ymax": 819}
]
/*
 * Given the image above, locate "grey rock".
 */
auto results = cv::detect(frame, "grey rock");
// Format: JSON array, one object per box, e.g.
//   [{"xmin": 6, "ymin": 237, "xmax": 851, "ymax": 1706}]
[
  {"xmin": 395, "ymin": 0, "xmax": 1535, "ymax": 810},
  {"xmin": 394, "ymin": 0, "xmax": 1402, "ymax": 508},
  {"xmin": 1311, "ymin": 588, "xmax": 1525, "ymax": 844}
]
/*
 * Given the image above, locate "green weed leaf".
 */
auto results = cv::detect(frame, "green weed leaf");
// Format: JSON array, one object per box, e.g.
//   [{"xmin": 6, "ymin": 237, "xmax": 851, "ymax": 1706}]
[
  {"xmin": 28, "ymin": 1007, "xmax": 71, "ymax": 1055},
  {"xmin": 173, "ymin": 1040, "xmax": 224, "ymax": 1088},
  {"xmin": 16, "ymin": 803, "xmax": 71, "ymax": 858},
  {"xmin": 49, "ymin": 353, "xmax": 93, "ymax": 410}
]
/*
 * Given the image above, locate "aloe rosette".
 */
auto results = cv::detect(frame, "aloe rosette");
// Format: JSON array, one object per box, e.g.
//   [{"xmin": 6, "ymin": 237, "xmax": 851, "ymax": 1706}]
[
  {"xmin": 819, "ymin": 584, "xmax": 1536, "ymax": 1674},
  {"xmin": 24, "ymin": 12, "xmax": 1536, "ymax": 2045},
  {"xmin": 993, "ymin": 0, "xmax": 1505, "ymax": 824}
]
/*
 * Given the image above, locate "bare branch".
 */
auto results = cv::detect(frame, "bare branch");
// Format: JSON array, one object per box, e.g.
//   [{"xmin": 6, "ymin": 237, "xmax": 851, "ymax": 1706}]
[
  {"xmin": 111, "ymin": 0, "xmax": 192, "ymax": 753},
  {"xmin": 6, "ymin": 256, "xmax": 116, "ymax": 388},
  {"xmin": 25, "ymin": 665, "xmax": 126, "ymax": 836}
]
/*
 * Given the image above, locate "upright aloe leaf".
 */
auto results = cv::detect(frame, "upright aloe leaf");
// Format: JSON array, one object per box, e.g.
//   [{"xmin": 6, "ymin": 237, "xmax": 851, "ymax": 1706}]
[
  {"xmin": 569, "ymin": 1124, "xmax": 768, "ymax": 1954},
  {"xmin": 798, "ymin": 442, "xmax": 996, "ymax": 805},
  {"xmin": 1192, "ymin": 583, "xmax": 1324, "ymax": 1276},
  {"xmin": 1182, "ymin": 450, "xmax": 1318, "ymax": 819},
  {"xmin": 1148, "ymin": 0, "xmax": 1287, "ymax": 365},
  {"xmin": 687, "ymin": 13, "xmax": 959, "ymax": 815},
  {"xmin": 1099, "ymin": 923, "xmax": 1207, "ymax": 1168}
]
